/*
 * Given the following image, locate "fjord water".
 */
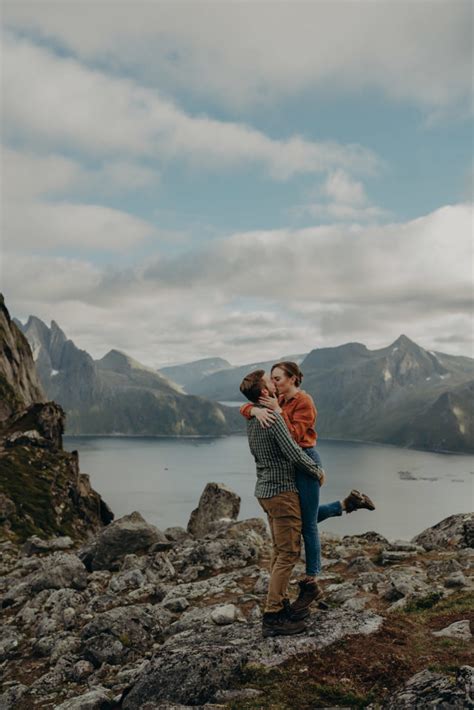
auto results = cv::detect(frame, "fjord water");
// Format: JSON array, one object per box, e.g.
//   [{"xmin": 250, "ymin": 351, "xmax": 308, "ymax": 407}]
[{"xmin": 65, "ymin": 436, "xmax": 474, "ymax": 541}]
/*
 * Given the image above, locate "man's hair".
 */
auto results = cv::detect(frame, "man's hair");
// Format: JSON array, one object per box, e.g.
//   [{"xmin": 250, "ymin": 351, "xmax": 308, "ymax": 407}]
[{"xmin": 239, "ymin": 369, "xmax": 265, "ymax": 403}]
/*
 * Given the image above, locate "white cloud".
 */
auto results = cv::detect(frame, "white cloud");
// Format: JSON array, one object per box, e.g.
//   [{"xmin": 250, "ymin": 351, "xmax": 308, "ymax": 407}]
[
  {"xmin": 2, "ymin": 200, "xmax": 156, "ymax": 251},
  {"xmin": 2, "ymin": 32, "xmax": 378, "ymax": 179},
  {"xmin": 294, "ymin": 170, "xmax": 388, "ymax": 223},
  {"xmin": 3, "ymin": 204, "xmax": 472, "ymax": 363},
  {"xmin": 3, "ymin": 1, "xmax": 471, "ymax": 111}
]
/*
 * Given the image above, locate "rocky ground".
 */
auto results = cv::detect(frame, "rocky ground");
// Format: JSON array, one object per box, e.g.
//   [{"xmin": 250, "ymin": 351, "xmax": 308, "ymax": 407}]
[{"xmin": 0, "ymin": 484, "xmax": 473, "ymax": 710}]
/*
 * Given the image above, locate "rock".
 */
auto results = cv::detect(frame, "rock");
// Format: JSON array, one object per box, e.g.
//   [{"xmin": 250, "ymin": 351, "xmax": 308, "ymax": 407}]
[
  {"xmin": 0, "ymin": 683, "xmax": 28, "ymax": 709},
  {"xmin": 381, "ymin": 550, "xmax": 417, "ymax": 565},
  {"xmin": 81, "ymin": 604, "xmax": 172, "ymax": 666},
  {"xmin": 432, "ymin": 620, "xmax": 472, "ymax": 641},
  {"xmin": 5, "ymin": 429, "xmax": 49, "ymax": 448},
  {"xmin": 122, "ymin": 608, "xmax": 383, "ymax": 708},
  {"xmin": 382, "ymin": 666, "xmax": 474, "ymax": 708},
  {"xmin": 71, "ymin": 660, "xmax": 95, "ymax": 681},
  {"xmin": 187, "ymin": 483, "xmax": 240, "ymax": 538},
  {"xmin": 164, "ymin": 526, "xmax": 191, "ymax": 542},
  {"xmin": 22, "ymin": 535, "xmax": 74, "ymax": 555},
  {"xmin": 55, "ymin": 687, "xmax": 115, "ymax": 709},
  {"xmin": 387, "ymin": 540, "xmax": 424, "ymax": 553},
  {"xmin": 28, "ymin": 553, "xmax": 88, "ymax": 592},
  {"xmin": 79, "ymin": 512, "xmax": 168, "ymax": 571},
  {"xmin": 215, "ymin": 688, "xmax": 263, "ymax": 701},
  {"xmin": 210, "ymin": 604, "xmax": 240, "ymax": 625},
  {"xmin": 444, "ymin": 571, "xmax": 468, "ymax": 588},
  {"xmin": 379, "ymin": 567, "xmax": 430, "ymax": 602},
  {"xmin": 0, "ymin": 494, "xmax": 17, "ymax": 522},
  {"xmin": 347, "ymin": 556, "xmax": 377, "ymax": 573},
  {"xmin": 0, "ymin": 627, "xmax": 23, "ymax": 660},
  {"xmin": 162, "ymin": 596, "xmax": 189, "ymax": 613},
  {"xmin": 427, "ymin": 558, "xmax": 462, "ymax": 579},
  {"xmin": 412, "ymin": 512, "xmax": 474, "ymax": 551}
]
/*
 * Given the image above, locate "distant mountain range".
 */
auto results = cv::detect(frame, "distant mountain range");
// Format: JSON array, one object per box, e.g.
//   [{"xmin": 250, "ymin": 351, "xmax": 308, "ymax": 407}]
[
  {"xmin": 15, "ymin": 317, "xmax": 241, "ymax": 437},
  {"xmin": 159, "ymin": 354, "xmax": 307, "ymax": 399},
  {"xmin": 16, "ymin": 314, "xmax": 474, "ymax": 452},
  {"xmin": 165, "ymin": 336, "xmax": 474, "ymax": 453}
]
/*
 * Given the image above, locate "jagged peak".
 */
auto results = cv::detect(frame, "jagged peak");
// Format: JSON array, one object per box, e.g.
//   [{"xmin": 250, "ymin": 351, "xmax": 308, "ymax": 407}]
[
  {"xmin": 390, "ymin": 334, "xmax": 421, "ymax": 350},
  {"xmin": 98, "ymin": 349, "xmax": 157, "ymax": 375}
]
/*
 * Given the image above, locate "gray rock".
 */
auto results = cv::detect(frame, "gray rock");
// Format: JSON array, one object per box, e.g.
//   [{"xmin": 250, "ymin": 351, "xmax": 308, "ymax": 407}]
[
  {"xmin": 55, "ymin": 687, "xmax": 114, "ymax": 709},
  {"xmin": 381, "ymin": 550, "xmax": 417, "ymax": 565},
  {"xmin": 22, "ymin": 535, "xmax": 74, "ymax": 555},
  {"xmin": 380, "ymin": 567, "xmax": 430, "ymax": 602},
  {"xmin": 444, "ymin": 571, "xmax": 468, "ymax": 588},
  {"xmin": 0, "ymin": 683, "xmax": 28, "ymax": 709},
  {"xmin": 162, "ymin": 596, "xmax": 189, "ymax": 613},
  {"xmin": 387, "ymin": 540, "xmax": 424, "ymax": 553},
  {"xmin": 210, "ymin": 604, "xmax": 240, "ymax": 625},
  {"xmin": 187, "ymin": 483, "xmax": 240, "ymax": 538},
  {"xmin": 164, "ymin": 526, "xmax": 191, "ymax": 542},
  {"xmin": 347, "ymin": 556, "xmax": 377, "ymax": 573},
  {"xmin": 432, "ymin": 620, "xmax": 472, "ymax": 641},
  {"xmin": 29, "ymin": 552, "xmax": 88, "ymax": 592},
  {"xmin": 79, "ymin": 512, "xmax": 167, "ymax": 571},
  {"xmin": 0, "ymin": 626, "xmax": 23, "ymax": 660},
  {"xmin": 81, "ymin": 604, "xmax": 172, "ymax": 666},
  {"xmin": 122, "ymin": 609, "xmax": 382, "ymax": 708},
  {"xmin": 71, "ymin": 660, "xmax": 95, "ymax": 681},
  {"xmin": 427, "ymin": 558, "xmax": 462, "ymax": 580},
  {"xmin": 413, "ymin": 512, "xmax": 474, "ymax": 551},
  {"xmin": 383, "ymin": 665, "xmax": 474, "ymax": 708}
]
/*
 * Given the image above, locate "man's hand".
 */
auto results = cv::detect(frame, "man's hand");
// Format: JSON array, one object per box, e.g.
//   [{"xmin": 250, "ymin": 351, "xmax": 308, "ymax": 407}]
[
  {"xmin": 253, "ymin": 407, "xmax": 277, "ymax": 428},
  {"xmin": 258, "ymin": 394, "xmax": 282, "ymax": 413}
]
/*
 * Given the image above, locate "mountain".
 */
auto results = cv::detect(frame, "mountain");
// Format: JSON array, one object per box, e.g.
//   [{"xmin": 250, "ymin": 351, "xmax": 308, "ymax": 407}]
[
  {"xmin": 159, "ymin": 357, "xmax": 232, "ymax": 392},
  {"xmin": 0, "ymin": 295, "xmax": 113, "ymax": 542},
  {"xmin": 185, "ymin": 354, "xmax": 307, "ymax": 401},
  {"xmin": 300, "ymin": 335, "xmax": 474, "ymax": 452},
  {"xmin": 17, "ymin": 318, "xmax": 242, "ymax": 437}
]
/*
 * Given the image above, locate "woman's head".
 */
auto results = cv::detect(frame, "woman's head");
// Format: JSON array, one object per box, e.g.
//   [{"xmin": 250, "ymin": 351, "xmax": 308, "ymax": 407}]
[{"xmin": 271, "ymin": 361, "xmax": 303, "ymax": 395}]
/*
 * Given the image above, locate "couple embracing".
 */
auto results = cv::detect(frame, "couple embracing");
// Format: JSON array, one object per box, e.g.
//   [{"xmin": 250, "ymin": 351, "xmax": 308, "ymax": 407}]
[{"xmin": 239, "ymin": 361, "xmax": 375, "ymax": 638}]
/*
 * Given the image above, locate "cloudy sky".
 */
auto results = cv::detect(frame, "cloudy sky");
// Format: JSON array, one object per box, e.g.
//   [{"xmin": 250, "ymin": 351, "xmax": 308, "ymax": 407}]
[{"xmin": 1, "ymin": 1, "xmax": 472, "ymax": 367}]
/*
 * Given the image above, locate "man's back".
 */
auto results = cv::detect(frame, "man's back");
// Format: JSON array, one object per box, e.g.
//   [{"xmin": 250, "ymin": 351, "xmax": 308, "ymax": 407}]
[{"xmin": 247, "ymin": 413, "xmax": 300, "ymax": 498}]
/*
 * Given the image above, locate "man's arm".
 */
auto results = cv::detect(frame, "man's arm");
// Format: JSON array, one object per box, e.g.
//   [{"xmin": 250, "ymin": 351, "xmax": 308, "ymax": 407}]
[{"xmin": 269, "ymin": 415, "xmax": 325, "ymax": 483}]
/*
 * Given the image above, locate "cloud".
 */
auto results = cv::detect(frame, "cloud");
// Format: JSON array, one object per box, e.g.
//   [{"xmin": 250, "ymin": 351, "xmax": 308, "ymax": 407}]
[
  {"xmin": 294, "ymin": 170, "xmax": 388, "ymax": 223},
  {"xmin": 2, "ymin": 32, "xmax": 378, "ymax": 179},
  {"xmin": 2, "ymin": 200, "xmax": 156, "ymax": 252},
  {"xmin": 3, "ymin": 1, "xmax": 471, "ymax": 112},
  {"xmin": 1, "ymin": 147, "xmax": 160, "ymax": 201},
  {"xmin": 3, "ymin": 204, "xmax": 472, "ymax": 364}
]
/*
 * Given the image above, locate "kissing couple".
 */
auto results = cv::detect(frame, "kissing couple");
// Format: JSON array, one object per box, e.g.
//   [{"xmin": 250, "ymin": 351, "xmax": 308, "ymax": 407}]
[{"xmin": 239, "ymin": 361, "xmax": 375, "ymax": 637}]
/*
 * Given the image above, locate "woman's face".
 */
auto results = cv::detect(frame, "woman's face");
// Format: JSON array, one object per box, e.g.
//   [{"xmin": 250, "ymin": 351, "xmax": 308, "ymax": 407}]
[{"xmin": 271, "ymin": 367, "xmax": 295, "ymax": 396}]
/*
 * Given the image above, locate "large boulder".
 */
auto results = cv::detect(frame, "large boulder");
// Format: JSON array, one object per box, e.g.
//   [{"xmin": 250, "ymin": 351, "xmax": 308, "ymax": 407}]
[
  {"xmin": 187, "ymin": 483, "xmax": 240, "ymax": 538},
  {"xmin": 121, "ymin": 608, "xmax": 382, "ymax": 708},
  {"xmin": 79, "ymin": 512, "xmax": 167, "ymax": 571},
  {"xmin": 412, "ymin": 513, "xmax": 474, "ymax": 551}
]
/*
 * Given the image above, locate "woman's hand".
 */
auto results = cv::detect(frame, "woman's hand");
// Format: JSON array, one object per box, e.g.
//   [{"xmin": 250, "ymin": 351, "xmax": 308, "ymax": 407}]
[
  {"xmin": 258, "ymin": 394, "xmax": 282, "ymax": 412},
  {"xmin": 253, "ymin": 407, "xmax": 277, "ymax": 428},
  {"xmin": 317, "ymin": 468, "xmax": 326, "ymax": 486}
]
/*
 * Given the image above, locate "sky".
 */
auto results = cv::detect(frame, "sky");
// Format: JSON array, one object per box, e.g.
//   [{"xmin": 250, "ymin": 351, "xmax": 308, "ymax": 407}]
[{"xmin": 1, "ymin": 0, "xmax": 473, "ymax": 368}]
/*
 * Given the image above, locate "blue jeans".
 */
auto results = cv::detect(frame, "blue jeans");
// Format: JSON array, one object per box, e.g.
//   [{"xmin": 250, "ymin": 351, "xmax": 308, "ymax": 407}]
[{"xmin": 295, "ymin": 447, "xmax": 343, "ymax": 575}]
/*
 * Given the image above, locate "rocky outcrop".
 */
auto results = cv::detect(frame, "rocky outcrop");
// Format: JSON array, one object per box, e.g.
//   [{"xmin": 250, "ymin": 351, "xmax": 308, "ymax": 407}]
[
  {"xmin": 412, "ymin": 512, "xmax": 474, "ymax": 551},
  {"xmin": 0, "ymin": 486, "xmax": 472, "ymax": 709},
  {"xmin": 382, "ymin": 666, "xmax": 474, "ymax": 709},
  {"xmin": 187, "ymin": 482, "xmax": 241, "ymax": 537},
  {"xmin": 0, "ymin": 295, "xmax": 44, "ymax": 422},
  {"xmin": 0, "ymin": 295, "xmax": 113, "ymax": 543}
]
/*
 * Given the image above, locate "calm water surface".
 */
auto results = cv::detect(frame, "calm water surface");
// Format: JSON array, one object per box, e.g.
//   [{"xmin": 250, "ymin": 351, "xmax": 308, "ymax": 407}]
[{"xmin": 65, "ymin": 436, "xmax": 474, "ymax": 540}]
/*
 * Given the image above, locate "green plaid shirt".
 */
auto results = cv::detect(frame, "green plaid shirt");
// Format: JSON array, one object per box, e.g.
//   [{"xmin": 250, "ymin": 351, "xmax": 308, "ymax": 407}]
[{"xmin": 246, "ymin": 411, "xmax": 324, "ymax": 499}]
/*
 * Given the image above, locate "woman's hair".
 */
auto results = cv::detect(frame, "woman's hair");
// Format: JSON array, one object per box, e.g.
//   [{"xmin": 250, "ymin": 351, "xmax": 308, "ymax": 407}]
[{"xmin": 271, "ymin": 361, "xmax": 303, "ymax": 387}]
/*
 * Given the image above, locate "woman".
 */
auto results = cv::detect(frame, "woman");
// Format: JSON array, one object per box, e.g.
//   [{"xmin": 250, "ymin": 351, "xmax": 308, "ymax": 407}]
[{"xmin": 240, "ymin": 361, "xmax": 375, "ymax": 587}]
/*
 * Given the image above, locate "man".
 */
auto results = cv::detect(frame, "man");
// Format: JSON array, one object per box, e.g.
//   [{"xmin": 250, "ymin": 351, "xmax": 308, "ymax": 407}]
[{"xmin": 240, "ymin": 369, "xmax": 326, "ymax": 638}]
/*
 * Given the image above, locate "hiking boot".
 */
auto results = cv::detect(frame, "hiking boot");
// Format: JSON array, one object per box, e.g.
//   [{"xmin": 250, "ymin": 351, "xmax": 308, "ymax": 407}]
[
  {"xmin": 343, "ymin": 489, "xmax": 375, "ymax": 513},
  {"xmin": 262, "ymin": 608, "xmax": 307, "ymax": 637},
  {"xmin": 289, "ymin": 579, "xmax": 322, "ymax": 620}
]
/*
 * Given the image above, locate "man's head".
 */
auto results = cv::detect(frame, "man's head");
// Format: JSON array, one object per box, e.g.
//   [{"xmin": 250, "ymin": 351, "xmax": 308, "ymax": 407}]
[{"xmin": 239, "ymin": 369, "xmax": 276, "ymax": 403}]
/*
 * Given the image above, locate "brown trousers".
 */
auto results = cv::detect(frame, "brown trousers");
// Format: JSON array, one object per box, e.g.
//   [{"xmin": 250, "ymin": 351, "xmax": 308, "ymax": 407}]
[{"xmin": 258, "ymin": 490, "xmax": 302, "ymax": 613}]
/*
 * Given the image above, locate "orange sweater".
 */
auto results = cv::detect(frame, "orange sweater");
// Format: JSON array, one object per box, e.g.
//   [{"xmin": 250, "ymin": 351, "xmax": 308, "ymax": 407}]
[{"xmin": 240, "ymin": 390, "xmax": 317, "ymax": 448}]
